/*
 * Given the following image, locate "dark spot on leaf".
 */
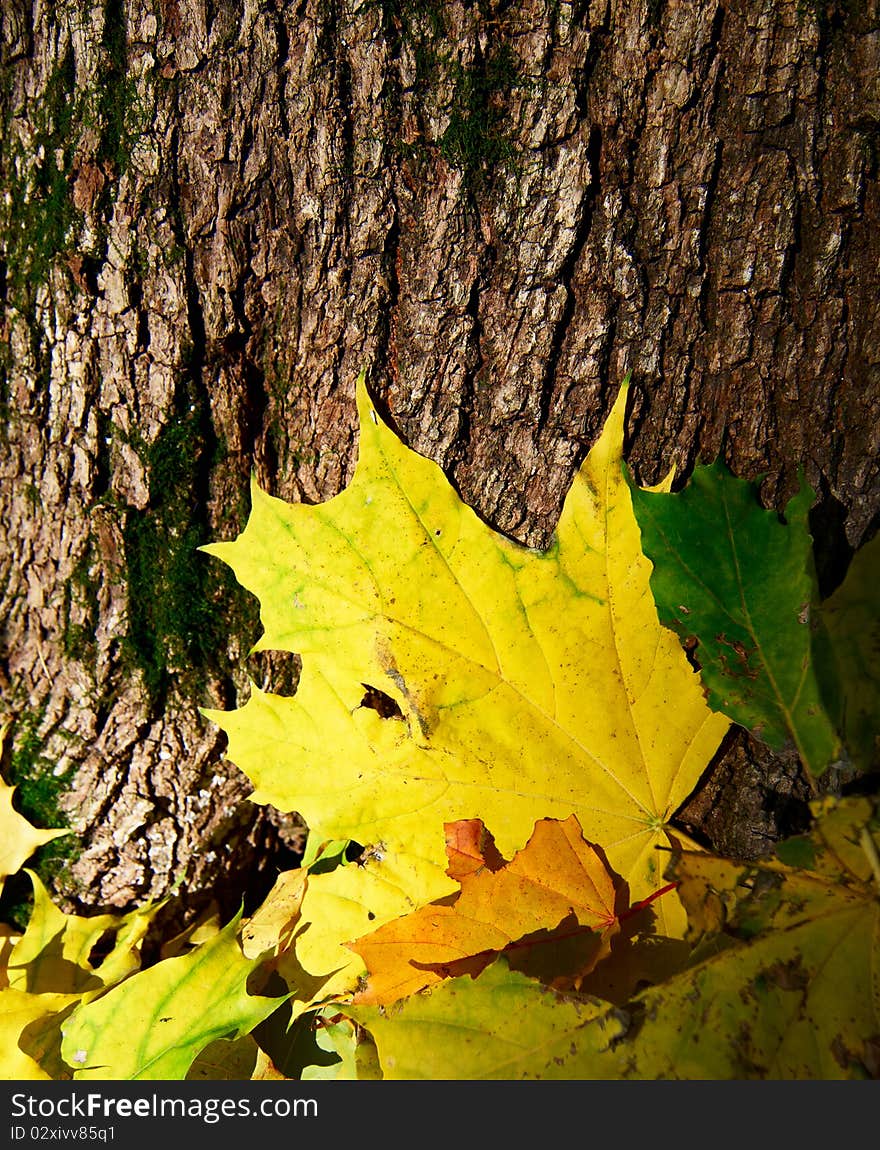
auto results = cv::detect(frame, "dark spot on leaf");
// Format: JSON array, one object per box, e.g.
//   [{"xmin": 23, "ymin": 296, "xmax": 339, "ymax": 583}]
[
  {"xmin": 763, "ymin": 957, "xmax": 809, "ymax": 992},
  {"xmin": 829, "ymin": 1033, "xmax": 878, "ymax": 1077},
  {"xmin": 715, "ymin": 633, "xmax": 760, "ymax": 679},
  {"xmin": 359, "ymin": 684, "xmax": 404, "ymax": 720}
]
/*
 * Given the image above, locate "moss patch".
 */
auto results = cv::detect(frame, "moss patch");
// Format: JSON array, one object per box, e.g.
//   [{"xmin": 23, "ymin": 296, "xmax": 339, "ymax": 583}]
[
  {"xmin": 367, "ymin": 0, "xmax": 528, "ymax": 188},
  {"xmin": 120, "ymin": 392, "xmax": 259, "ymax": 708},
  {"xmin": 436, "ymin": 45, "xmax": 523, "ymax": 183},
  {"xmin": 0, "ymin": 50, "xmax": 81, "ymax": 300},
  {"xmin": 0, "ymin": 7, "xmax": 149, "ymax": 308},
  {"xmin": 0, "ymin": 710, "xmax": 80, "ymax": 931},
  {"xmin": 95, "ymin": 0, "xmax": 150, "ymax": 189}
]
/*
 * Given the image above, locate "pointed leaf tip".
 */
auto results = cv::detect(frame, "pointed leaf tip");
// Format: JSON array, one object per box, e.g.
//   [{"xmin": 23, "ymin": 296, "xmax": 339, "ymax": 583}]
[{"xmin": 355, "ymin": 366, "xmax": 380, "ymax": 429}]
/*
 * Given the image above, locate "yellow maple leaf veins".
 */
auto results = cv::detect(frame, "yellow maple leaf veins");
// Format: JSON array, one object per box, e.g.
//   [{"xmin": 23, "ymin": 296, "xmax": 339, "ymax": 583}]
[{"xmin": 203, "ymin": 373, "xmax": 729, "ymax": 940}]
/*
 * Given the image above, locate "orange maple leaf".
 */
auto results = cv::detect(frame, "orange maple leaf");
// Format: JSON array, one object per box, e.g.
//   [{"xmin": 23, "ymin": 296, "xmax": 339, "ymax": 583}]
[{"xmin": 348, "ymin": 815, "xmax": 624, "ymax": 1005}]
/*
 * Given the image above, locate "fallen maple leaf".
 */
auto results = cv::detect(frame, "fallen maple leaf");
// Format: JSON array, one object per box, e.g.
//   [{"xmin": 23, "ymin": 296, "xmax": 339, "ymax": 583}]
[
  {"xmin": 60, "ymin": 912, "xmax": 285, "ymax": 1080},
  {"xmin": 348, "ymin": 815, "xmax": 620, "ymax": 1004},
  {"xmin": 301, "ymin": 1010, "xmax": 382, "ymax": 1081},
  {"xmin": 203, "ymin": 372, "xmax": 729, "ymax": 965},
  {"xmin": 186, "ymin": 1036, "xmax": 261, "ymax": 1081},
  {"xmin": 8, "ymin": 871, "xmax": 158, "ymax": 997},
  {"xmin": 630, "ymin": 463, "xmax": 840, "ymax": 774},
  {"xmin": 0, "ymin": 872, "xmax": 161, "ymax": 1080},
  {"xmin": 0, "ymin": 988, "xmax": 74, "ymax": 1080},
  {"xmin": 346, "ymin": 956, "xmax": 627, "ymax": 1080},
  {"xmin": 614, "ymin": 794, "xmax": 880, "ymax": 1078},
  {"xmin": 345, "ymin": 796, "xmax": 880, "ymax": 1080},
  {"xmin": 816, "ymin": 532, "xmax": 880, "ymax": 773}
]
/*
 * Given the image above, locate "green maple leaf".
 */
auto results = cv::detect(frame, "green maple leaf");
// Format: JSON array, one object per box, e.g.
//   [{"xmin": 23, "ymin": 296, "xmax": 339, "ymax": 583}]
[
  {"xmin": 630, "ymin": 461, "xmax": 841, "ymax": 775},
  {"xmin": 202, "ymin": 372, "xmax": 728, "ymax": 988}
]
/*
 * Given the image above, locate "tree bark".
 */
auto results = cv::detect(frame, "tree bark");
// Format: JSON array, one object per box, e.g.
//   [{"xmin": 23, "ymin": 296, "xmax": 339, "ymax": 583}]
[{"xmin": 1, "ymin": 0, "xmax": 877, "ymax": 924}]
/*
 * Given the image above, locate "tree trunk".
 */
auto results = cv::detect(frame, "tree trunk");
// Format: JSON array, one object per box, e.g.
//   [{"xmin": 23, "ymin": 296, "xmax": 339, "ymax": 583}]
[{"xmin": 1, "ymin": 0, "xmax": 877, "ymax": 926}]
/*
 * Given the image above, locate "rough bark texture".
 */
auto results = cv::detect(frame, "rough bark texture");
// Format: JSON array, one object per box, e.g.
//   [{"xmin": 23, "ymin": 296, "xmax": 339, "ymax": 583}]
[{"xmin": 1, "ymin": 0, "xmax": 878, "ymax": 926}]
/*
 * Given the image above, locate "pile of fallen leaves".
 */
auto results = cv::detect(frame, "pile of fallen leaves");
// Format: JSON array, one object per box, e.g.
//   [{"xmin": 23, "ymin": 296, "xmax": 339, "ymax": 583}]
[{"xmin": 2, "ymin": 375, "xmax": 877, "ymax": 1080}]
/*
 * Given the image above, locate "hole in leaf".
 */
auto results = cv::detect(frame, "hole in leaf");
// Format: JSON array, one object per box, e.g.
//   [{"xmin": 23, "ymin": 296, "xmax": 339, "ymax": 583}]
[
  {"xmin": 808, "ymin": 481, "xmax": 854, "ymax": 598},
  {"xmin": 87, "ymin": 928, "xmax": 118, "ymax": 968},
  {"xmin": 359, "ymin": 684, "xmax": 404, "ymax": 720},
  {"xmin": 248, "ymin": 650, "xmax": 301, "ymax": 696}
]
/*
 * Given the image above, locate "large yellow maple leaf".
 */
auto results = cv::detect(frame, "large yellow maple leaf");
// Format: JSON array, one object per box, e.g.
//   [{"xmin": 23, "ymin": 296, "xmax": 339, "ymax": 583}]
[{"xmin": 204, "ymin": 374, "xmax": 728, "ymax": 967}]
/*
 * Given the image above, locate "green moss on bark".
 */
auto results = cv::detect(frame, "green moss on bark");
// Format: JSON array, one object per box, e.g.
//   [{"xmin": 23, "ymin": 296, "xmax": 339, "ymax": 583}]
[{"xmin": 0, "ymin": 710, "xmax": 80, "ymax": 930}]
